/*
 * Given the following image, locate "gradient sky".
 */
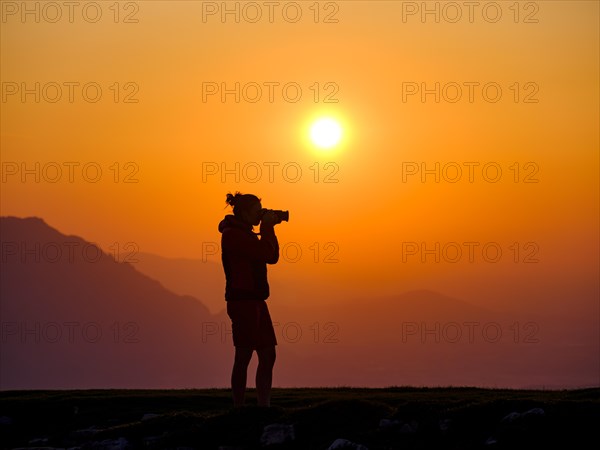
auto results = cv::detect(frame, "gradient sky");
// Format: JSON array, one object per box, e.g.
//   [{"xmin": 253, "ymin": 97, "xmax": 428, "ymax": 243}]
[{"xmin": 1, "ymin": 1, "xmax": 598, "ymax": 319}]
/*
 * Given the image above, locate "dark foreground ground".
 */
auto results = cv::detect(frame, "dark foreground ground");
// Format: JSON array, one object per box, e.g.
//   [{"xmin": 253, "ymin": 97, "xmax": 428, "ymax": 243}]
[{"xmin": 1, "ymin": 387, "xmax": 599, "ymax": 450}]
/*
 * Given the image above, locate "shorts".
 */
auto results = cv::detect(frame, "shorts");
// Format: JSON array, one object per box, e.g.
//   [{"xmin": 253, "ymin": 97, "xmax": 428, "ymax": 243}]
[{"xmin": 226, "ymin": 300, "xmax": 278, "ymax": 349}]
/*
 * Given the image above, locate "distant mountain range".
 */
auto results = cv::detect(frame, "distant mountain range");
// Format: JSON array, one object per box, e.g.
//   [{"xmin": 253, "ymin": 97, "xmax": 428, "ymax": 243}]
[
  {"xmin": 0, "ymin": 216, "xmax": 230, "ymax": 389},
  {"xmin": 1, "ymin": 216, "xmax": 597, "ymax": 389},
  {"xmin": 131, "ymin": 252, "xmax": 226, "ymax": 314}
]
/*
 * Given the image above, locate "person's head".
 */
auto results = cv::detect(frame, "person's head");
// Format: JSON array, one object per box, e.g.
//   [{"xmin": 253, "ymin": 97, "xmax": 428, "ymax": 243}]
[{"xmin": 225, "ymin": 191, "xmax": 263, "ymax": 226}]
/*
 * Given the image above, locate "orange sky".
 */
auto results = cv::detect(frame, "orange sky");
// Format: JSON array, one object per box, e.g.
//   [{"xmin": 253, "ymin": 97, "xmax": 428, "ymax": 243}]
[{"xmin": 1, "ymin": 1, "xmax": 598, "ymax": 316}]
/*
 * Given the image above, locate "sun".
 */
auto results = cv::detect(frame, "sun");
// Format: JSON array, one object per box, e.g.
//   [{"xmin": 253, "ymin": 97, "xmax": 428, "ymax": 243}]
[{"xmin": 309, "ymin": 118, "xmax": 343, "ymax": 149}]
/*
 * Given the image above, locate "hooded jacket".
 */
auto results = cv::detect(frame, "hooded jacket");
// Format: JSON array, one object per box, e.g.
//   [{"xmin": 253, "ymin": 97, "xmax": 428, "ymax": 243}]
[{"xmin": 218, "ymin": 214, "xmax": 279, "ymax": 301}]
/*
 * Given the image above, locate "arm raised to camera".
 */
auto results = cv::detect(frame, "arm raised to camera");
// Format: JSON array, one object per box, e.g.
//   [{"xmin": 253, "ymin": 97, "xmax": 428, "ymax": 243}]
[
  {"xmin": 222, "ymin": 226, "xmax": 279, "ymax": 264},
  {"xmin": 258, "ymin": 223, "xmax": 279, "ymax": 264}
]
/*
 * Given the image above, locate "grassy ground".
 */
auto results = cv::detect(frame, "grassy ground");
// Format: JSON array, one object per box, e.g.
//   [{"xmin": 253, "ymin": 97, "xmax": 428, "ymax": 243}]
[{"xmin": 1, "ymin": 387, "xmax": 599, "ymax": 449}]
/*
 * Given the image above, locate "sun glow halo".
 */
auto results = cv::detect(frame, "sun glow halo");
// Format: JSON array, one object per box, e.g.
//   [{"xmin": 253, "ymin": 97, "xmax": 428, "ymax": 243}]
[{"xmin": 309, "ymin": 118, "xmax": 343, "ymax": 149}]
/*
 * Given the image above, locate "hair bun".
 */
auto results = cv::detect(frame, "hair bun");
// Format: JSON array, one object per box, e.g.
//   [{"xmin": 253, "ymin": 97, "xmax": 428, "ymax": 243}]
[
  {"xmin": 226, "ymin": 192, "xmax": 240, "ymax": 207},
  {"xmin": 225, "ymin": 191, "xmax": 259, "ymax": 212}
]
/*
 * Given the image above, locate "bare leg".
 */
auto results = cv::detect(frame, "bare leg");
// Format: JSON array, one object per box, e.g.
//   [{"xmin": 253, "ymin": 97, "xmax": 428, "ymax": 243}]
[
  {"xmin": 256, "ymin": 345, "xmax": 276, "ymax": 407},
  {"xmin": 231, "ymin": 346, "xmax": 253, "ymax": 407}
]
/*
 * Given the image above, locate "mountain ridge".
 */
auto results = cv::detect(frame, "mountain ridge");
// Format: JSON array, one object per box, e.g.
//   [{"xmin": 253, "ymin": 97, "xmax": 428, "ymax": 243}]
[{"xmin": 1, "ymin": 215, "xmax": 597, "ymax": 389}]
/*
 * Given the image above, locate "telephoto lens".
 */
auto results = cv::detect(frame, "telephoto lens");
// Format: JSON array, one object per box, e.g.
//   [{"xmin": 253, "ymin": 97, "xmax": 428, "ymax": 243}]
[
  {"xmin": 261, "ymin": 209, "xmax": 289, "ymax": 223},
  {"xmin": 276, "ymin": 210, "xmax": 289, "ymax": 222}
]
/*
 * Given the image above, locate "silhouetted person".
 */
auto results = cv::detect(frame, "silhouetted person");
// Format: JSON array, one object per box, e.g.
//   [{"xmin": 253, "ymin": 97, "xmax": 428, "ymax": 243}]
[{"xmin": 218, "ymin": 191, "xmax": 280, "ymax": 407}]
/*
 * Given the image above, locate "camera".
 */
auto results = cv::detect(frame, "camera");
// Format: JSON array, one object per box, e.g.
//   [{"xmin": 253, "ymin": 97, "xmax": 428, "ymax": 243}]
[{"xmin": 260, "ymin": 209, "xmax": 289, "ymax": 223}]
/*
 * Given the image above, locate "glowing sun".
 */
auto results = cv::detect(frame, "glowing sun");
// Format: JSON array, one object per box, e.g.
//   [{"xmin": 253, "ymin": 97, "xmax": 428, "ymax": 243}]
[{"xmin": 309, "ymin": 118, "xmax": 343, "ymax": 149}]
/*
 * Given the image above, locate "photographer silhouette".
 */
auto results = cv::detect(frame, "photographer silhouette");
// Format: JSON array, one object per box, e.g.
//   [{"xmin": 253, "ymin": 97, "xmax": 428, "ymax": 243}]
[{"xmin": 218, "ymin": 191, "xmax": 282, "ymax": 407}]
